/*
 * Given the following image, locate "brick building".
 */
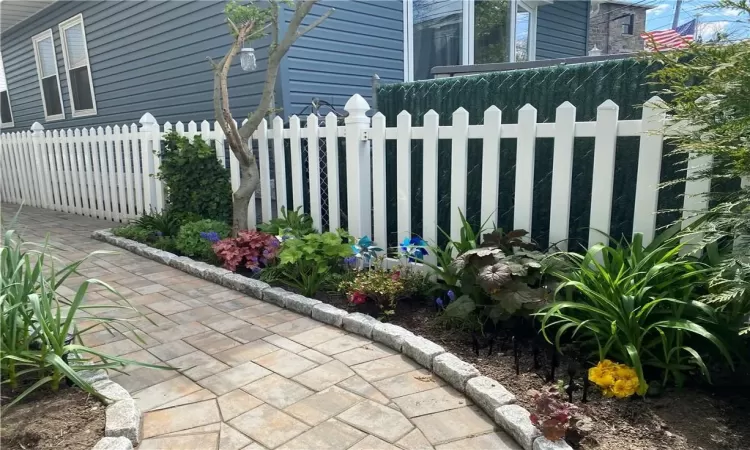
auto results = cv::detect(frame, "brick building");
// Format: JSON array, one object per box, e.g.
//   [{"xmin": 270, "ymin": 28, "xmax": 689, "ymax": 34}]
[{"xmin": 588, "ymin": 0, "xmax": 653, "ymax": 54}]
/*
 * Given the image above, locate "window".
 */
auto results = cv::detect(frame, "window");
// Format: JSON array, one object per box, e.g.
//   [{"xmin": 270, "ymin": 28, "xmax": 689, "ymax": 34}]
[
  {"xmin": 411, "ymin": 0, "xmax": 465, "ymax": 81},
  {"xmin": 32, "ymin": 29, "xmax": 65, "ymax": 121},
  {"xmin": 406, "ymin": 0, "xmax": 538, "ymax": 81},
  {"xmin": 621, "ymin": 14, "xmax": 634, "ymax": 35},
  {"xmin": 0, "ymin": 53, "xmax": 13, "ymax": 127},
  {"xmin": 59, "ymin": 14, "xmax": 96, "ymax": 116}
]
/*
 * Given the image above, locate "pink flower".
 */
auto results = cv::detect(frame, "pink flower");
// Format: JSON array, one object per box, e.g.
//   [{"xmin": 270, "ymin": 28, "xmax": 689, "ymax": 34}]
[{"xmin": 349, "ymin": 292, "xmax": 367, "ymax": 305}]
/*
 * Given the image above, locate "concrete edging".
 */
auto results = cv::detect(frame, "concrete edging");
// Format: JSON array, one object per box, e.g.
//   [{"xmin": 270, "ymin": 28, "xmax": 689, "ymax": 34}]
[
  {"xmin": 91, "ymin": 228, "xmax": 571, "ymax": 450},
  {"xmin": 80, "ymin": 366, "xmax": 140, "ymax": 450}
]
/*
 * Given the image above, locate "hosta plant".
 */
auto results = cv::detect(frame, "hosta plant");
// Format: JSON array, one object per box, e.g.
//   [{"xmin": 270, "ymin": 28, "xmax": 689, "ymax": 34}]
[
  {"xmin": 1, "ymin": 229, "xmax": 168, "ymax": 410},
  {"xmin": 538, "ymin": 232, "xmax": 735, "ymax": 393},
  {"xmin": 213, "ymin": 230, "xmax": 279, "ymax": 272},
  {"xmin": 257, "ymin": 206, "xmax": 316, "ymax": 238}
]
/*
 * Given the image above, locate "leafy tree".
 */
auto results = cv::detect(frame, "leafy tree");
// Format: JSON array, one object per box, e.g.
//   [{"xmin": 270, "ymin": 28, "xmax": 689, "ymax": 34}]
[
  {"xmin": 210, "ymin": 0, "xmax": 332, "ymax": 235},
  {"xmin": 648, "ymin": 0, "xmax": 750, "ymax": 334}
]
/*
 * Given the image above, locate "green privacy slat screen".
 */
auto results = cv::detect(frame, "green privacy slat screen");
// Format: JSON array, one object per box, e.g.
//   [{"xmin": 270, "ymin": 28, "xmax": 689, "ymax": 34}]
[{"xmin": 375, "ymin": 58, "xmax": 685, "ymax": 250}]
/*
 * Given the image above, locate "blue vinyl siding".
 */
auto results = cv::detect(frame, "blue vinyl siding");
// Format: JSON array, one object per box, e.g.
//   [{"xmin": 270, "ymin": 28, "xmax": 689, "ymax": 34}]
[
  {"xmin": 279, "ymin": 0, "xmax": 404, "ymax": 116},
  {"xmin": 0, "ymin": 0, "xmax": 270, "ymax": 131},
  {"xmin": 536, "ymin": 0, "xmax": 590, "ymax": 59}
]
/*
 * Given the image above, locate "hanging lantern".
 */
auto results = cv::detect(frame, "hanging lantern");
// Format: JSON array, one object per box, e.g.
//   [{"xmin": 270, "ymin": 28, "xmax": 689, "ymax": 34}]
[{"xmin": 240, "ymin": 47, "xmax": 256, "ymax": 72}]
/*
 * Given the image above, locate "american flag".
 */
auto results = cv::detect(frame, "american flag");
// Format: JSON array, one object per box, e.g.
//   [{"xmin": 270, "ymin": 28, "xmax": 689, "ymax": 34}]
[{"xmin": 641, "ymin": 19, "xmax": 696, "ymax": 51}]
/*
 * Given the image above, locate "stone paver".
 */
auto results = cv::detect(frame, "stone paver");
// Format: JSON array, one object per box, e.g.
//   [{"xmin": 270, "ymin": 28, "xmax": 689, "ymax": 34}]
[
  {"xmin": 229, "ymin": 404, "xmax": 309, "ymax": 448},
  {"xmin": 284, "ymin": 386, "xmax": 363, "ymax": 426},
  {"xmin": 8, "ymin": 205, "xmax": 514, "ymax": 450}
]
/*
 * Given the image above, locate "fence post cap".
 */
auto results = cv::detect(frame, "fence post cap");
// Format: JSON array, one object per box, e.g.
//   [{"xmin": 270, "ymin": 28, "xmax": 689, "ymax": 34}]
[
  {"xmin": 598, "ymin": 99, "xmax": 619, "ymax": 110},
  {"xmin": 30, "ymin": 122, "xmax": 44, "ymax": 132},
  {"xmin": 139, "ymin": 112, "xmax": 157, "ymax": 126},
  {"xmin": 344, "ymin": 94, "xmax": 370, "ymax": 116}
]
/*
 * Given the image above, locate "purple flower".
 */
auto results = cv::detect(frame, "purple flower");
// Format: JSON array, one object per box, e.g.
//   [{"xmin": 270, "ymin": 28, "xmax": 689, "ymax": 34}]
[
  {"xmin": 435, "ymin": 298, "xmax": 444, "ymax": 310},
  {"xmin": 199, "ymin": 231, "xmax": 220, "ymax": 243},
  {"xmin": 155, "ymin": 231, "xmax": 163, "ymax": 237},
  {"xmin": 343, "ymin": 255, "xmax": 357, "ymax": 266},
  {"xmin": 447, "ymin": 290, "xmax": 456, "ymax": 304},
  {"xmin": 269, "ymin": 239, "xmax": 280, "ymax": 248}
]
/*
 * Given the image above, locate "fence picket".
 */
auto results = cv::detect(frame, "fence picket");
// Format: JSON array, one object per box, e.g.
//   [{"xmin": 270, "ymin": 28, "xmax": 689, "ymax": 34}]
[
  {"xmin": 92, "ymin": 128, "xmax": 109, "ymax": 220},
  {"xmin": 681, "ymin": 154, "xmax": 713, "ymax": 252},
  {"xmin": 289, "ymin": 115, "xmax": 304, "ymax": 211},
  {"xmin": 213, "ymin": 121, "xmax": 225, "ymax": 166},
  {"xmin": 450, "ymin": 108, "xmax": 470, "ymax": 242},
  {"xmin": 421, "ymin": 110, "xmax": 440, "ymax": 262},
  {"xmin": 44, "ymin": 131, "xmax": 59, "ymax": 210},
  {"xmin": 306, "ymin": 114, "xmax": 322, "ymax": 231},
  {"xmin": 549, "ymin": 102, "xmax": 576, "ymax": 250},
  {"xmin": 12, "ymin": 133, "xmax": 27, "ymax": 204},
  {"xmin": 273, "ymin": 116, "xmax": 287, "ymax": 216},
  {"xmin": 0, "ymin": 136, "xmax": 10, "ymax": 202},
  {"xmin": 633, "ymin": 97, "xmax": 666, "ymax": 245},
  {"xmin": 396, "ymin": 111, "xmax": 412, "ymax": 245},
  {"xmin": 63, "ymin": 130, "xmax": 81, "ymax": 215},
  {"xmin": 257, "ymin": 119, "xmax": 273, "ymax": 223},
  {"xmin": 113, "ymin": 125, "xmax": 128, "ymax": 220},
  {"xmin": 325, "ymin": 112, "xmax": 340, "ymax": 231},
  {"xmin": 73, "ymin": 129, "xmax": 89, "ymax": 215},
  {"xmin": 32, "ymin": 124, "xmax": 51, "ymax": 208},
  {"xmin": 588, "ymin": 100, "xmax": 620, "ymax": 247},
  {"xmin": 104, "ymin": 126, "xmax": 119, "ymax": 222},
  {"xmin": 130, "ymin": 124, "xmax": 144, "ymax": 217},
  {"xmin": 480, "ymin": 106, "xmax": 502, "ymax": 233},
  {"xmin": 514, "ymin": 104, "xmax": 538, "ymax": 234},
  {"xmin": 371, "ymin": 112, "xmax": 388, "ymax": 249},
  {"xmin": 22, "ymin": 132, "xmax": 40, "ymax": 207}
]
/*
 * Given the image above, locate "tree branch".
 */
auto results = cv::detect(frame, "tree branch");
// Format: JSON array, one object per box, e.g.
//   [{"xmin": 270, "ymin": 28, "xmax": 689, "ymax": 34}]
[
  {"xmin": 238, "ymin": 0, "xmax": 331, "ymax": 140},
  {"xmin": 296, "ymin": 8, "xmax": 333, "ymax": 38}
]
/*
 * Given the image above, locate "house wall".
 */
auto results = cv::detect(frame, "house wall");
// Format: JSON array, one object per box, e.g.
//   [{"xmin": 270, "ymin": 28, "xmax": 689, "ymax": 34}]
[
  {"xmin": 536, "ymin": 0, "xmax": 590, "ymax": 59},
  {"xmin": 0, "ymin": 0, "xmax": 271, "ymax": 132},
  {"xmin": 587, "ymin": 3, "xmax": 647, "ymax": 54},
  {"xmin": 278, "ymin": 0, "xmax": 404, "ymax": 116}
]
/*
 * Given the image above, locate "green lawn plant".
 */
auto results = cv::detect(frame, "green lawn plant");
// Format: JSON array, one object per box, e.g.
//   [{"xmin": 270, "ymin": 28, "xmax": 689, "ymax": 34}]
[
  {"xmin": 1, "ymin": 229, "xmax": 168, "ymax": 410},
  {"xmin": 276, "ymin": 231, "xmax": 353, "ymax": 297},
  {"xmin": 538, "ymin": 232, "xmax": 735, "ymax": 394}
]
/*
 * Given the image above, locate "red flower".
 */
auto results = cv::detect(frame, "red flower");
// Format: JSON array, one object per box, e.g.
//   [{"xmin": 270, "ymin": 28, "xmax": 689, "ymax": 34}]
[
  {"xmin": 349, "ymin": 292, "xmax": 367, "ymax": 305},
  {"xmin": 391, "ymin": 271, "xmax": 401, "ymax": 281}
]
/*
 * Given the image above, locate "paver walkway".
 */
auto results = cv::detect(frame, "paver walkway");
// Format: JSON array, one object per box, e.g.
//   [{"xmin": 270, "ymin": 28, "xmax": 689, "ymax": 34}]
[{"xmin": 4, "ymin": 204, "xmax": 521, "ymax": 450}]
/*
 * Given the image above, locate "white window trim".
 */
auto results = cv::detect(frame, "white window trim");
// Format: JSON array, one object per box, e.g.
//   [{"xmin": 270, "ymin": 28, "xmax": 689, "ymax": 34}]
[
  {"xmin": 404, "ymin": 0, "xmax": 539, "ymax": 81},
  {"xmin": 32, "ymin": 29, "xmax": 65, "ymax": 121},
  {"xmin": 59, "ymin": 14, "xmax": 97, "ymax": 117},
  {"xmin": 0, "ymin": 53, "xmax": 14, "ymax": 128}
]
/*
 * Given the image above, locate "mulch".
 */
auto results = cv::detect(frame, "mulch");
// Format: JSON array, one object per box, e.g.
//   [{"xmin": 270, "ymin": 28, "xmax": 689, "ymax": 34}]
[{"xmin": 0, "ymin": 385, "xmax": 105, "ymax": 450}]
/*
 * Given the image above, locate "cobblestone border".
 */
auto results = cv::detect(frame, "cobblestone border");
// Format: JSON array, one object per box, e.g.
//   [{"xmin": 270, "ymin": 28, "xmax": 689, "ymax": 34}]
[
  {"xmin": 92, "ymin": 229, "xmax": 572, "ymax": 450},
  {"xmin": 80, "ymin": 366, "xmax": 141, "ymax": 450}
]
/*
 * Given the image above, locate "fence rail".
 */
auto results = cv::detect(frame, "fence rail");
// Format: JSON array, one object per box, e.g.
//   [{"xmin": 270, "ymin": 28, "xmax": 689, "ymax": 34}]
[{"xmin": 1, "ymin": 94, "xmax": 705, "ymax": 255}]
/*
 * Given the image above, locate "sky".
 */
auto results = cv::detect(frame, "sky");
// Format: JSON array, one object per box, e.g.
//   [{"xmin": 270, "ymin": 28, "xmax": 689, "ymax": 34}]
[{"xmin": 641, "ymin": 0, "xmax": 750, "ymax": 40}]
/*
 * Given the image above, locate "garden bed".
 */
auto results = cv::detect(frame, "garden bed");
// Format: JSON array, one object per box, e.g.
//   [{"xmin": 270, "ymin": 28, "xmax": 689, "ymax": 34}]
[{"xmin": 0, "ymin": 386, "xmax": 105, "ymax": 450}]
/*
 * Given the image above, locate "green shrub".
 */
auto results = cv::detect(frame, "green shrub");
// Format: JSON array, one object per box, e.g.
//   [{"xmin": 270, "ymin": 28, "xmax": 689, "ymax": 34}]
[
  {"xmin": 257, "ymin": 206, "xmax": 316, "ymax": 237},
  {"xmin": 538, "ymin": 232, "xmax": 735, "ymax": 394},
  {"xmin": 158, "ymin": 131, "xmax": 232, "ymax": 223},
  {"xmin": 175, "ymin": 219, "xmax": 231, "ymax": 261},
  {"xmin": 1, "ymin": 228, "xmax": 169, "ymax": 410},
  {"xmin": 113, "ymin": 224, "xmax": 151, "ymax": 243},
  {"xmin": 276, "ymin": 231, "xmax": 353, "ymax": 296}
]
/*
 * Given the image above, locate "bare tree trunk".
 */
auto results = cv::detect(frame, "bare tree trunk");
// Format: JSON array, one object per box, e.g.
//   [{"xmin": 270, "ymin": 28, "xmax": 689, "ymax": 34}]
[{"xmin": 231, "ymin": 141, "xmax": 260, "ymax": 233}]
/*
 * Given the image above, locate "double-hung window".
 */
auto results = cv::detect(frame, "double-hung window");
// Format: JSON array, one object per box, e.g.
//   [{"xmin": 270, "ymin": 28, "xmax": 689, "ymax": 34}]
[
  {"xmin": 59, "ymin": 14, "xmax": 96, "ymax": 116},
  {"xmin": 0, "ymin": 52, "xmax": 13, "ymax": 128},
  {"xmin": 32, "ymin": 29, "xmax": 65, "ymax": 121}
]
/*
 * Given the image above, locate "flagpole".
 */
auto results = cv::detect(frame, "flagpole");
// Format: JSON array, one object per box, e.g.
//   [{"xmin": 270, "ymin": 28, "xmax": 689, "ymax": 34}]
[{"xmin": 672, "ymin": 0, "xmax": 683, "ymax": 28}]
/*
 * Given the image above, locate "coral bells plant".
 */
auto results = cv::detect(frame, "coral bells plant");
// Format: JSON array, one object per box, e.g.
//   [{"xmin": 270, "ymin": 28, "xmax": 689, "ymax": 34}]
[
  {"xmin": 588, "ymin": 360, "xmax": 639, "ymax": 399},
  {"xmin": 213, "ymin": 230, "xmax": 279, "ymax": 272},
  {"xmin": 528, "ymin": 386, "xmax": 581, "ymax": 442}
]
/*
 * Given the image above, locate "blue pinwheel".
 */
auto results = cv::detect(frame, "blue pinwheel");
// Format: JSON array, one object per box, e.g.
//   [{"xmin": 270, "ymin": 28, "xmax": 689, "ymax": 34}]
[{"xmin": 400, "ymin": 236, "xmax": 428, "ymax": 262}]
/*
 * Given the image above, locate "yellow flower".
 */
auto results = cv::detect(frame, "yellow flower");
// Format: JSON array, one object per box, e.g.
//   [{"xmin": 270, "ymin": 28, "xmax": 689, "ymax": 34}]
[{"xmin": 611, "ymin": 379, "xmax": 634, "ymax": 398}]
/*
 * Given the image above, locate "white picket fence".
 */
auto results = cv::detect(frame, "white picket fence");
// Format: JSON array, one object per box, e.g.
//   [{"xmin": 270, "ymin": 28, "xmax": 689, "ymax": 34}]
[{"xmin": 1, "ymin": 94, "xmax": 708, "ymax": 254}]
